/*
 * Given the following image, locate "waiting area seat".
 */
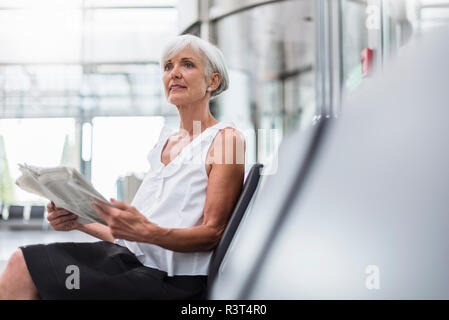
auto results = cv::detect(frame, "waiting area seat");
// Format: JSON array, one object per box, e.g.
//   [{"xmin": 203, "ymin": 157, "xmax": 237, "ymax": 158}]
[
  {"xmin": 27, "ymin": 205, "xmax": 47, "ymax": 230},
  {"xmin": 7, "ymin": 205, "xmax": 24, "ymax": 220},
  {"xmin": 2, "ymin": 205, "xmax": 25, "ymax": 230},
  {"xmin": 1, "ymin": 204, "xmax": 47, "ymax": 230},
  {"xmin": 0, "ymin": 202, "xmax": 4, "ymax": 227},
  {"xmin": 29, "ymin": 205, "xmax": 45, "ymax": 220},
  {"xmin": 207, "ymin": 163, "xmax": 264, "ymax": 297}
]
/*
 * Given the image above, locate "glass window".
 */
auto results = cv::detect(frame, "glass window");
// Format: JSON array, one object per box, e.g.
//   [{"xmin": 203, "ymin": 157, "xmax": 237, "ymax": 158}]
[
  {"xmin": 341, "ymin": 0, "xmax": 449, "ymax": 96},
  {"xmin": 419, "ymin": 0, "xmax": 449, "ymax": 27},
  {"xmin": 212, "ymin": 0, "xmax": 316, "ymax": 165},
  {"xmin": 83, "ymin": 8, "xmax": 177, "ymax": 63},
  {"xmin": 0, "ymin": 2, "xmax": 178, "ymax": 119},
  {"xmin": 340, "ymin": 0, "xmax": 371, "ymax": 94},
  {"xmin": 91, "ymin": 116, "xmax": 164, "ymax": 201},
  {"xmin": 0, "ymin": 8, "xmax": 82, "ymax": 63},
  {"xmin": 382, "ymin": 0, "xmax": 449, "ymax": 63},
  {"xmin": 0, "ymin": 118, "xmax": 77, "ymax": 204},
  {"xmin": 0, "ymin": 63, "xmax": 173, "ymax": 118},
  {"xmin": 84, "ymin": 0, "xmax": 176, "ymax": 6}
]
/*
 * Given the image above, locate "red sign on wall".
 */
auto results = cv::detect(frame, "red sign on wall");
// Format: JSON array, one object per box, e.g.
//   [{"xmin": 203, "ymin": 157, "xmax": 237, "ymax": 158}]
[{"xmin": 361, "ymin": 48, "xmax": 373, "ymax": 78}]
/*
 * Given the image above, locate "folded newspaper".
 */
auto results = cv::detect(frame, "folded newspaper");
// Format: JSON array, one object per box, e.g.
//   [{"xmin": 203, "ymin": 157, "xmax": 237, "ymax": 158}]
[{"xmin": 15, "ymin": 163, "xmax": 109, "ymax": 225}]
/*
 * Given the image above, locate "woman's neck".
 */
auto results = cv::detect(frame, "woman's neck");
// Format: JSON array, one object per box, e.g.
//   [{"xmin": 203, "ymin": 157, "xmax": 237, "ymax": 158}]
[{"xmin": 176, "ymin": 100, "xmax": 218, "ymax": 137}]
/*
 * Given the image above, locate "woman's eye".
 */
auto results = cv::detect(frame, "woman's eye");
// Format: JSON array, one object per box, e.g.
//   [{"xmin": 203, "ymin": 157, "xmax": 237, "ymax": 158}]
[
  {"xmin": 164, "ymin": 64, "xmax": 172, "ymax": 71},
  {"xmin": 185, "ymin": 62, "xmax": 194, "ymax": 68}
]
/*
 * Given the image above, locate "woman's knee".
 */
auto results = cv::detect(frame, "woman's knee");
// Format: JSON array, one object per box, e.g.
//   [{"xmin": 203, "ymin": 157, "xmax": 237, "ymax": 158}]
[
  {"xmin": 7, "ymin": 249, "xmax": 26, "ymax": 271},
  {"xmin": 0, "ymin": 248, "xmax": 38, "ymax": 299}
]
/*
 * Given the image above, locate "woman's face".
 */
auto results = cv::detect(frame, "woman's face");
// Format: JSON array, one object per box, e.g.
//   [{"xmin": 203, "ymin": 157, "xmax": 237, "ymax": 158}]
[{"xmin": 162, "ymin": 46, "xmax": 211, "ymax": 106}]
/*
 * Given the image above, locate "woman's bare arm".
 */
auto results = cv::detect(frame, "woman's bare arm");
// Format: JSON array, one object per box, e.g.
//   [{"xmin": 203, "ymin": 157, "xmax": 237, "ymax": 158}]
[
  {"xmin": 149, "ymin": 149, "xmax": 245, "ymax": 251},
  {"xmin": 76, "ymin": 223, "xmax": 115, "ymax": 243},
  {"xmin": 152, "ymin": 128, "xmax": 245, "ymax": 251}
]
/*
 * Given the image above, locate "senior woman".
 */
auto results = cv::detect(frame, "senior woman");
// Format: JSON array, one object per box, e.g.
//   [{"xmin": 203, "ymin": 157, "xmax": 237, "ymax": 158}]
[{"xmin": 0, "ymin": 34, "xmax": 245, "ymax": 300}]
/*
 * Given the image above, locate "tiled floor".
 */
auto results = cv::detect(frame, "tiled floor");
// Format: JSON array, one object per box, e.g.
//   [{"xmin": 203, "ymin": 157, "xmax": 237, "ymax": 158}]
[{"xmin": 0, "ymin": 227, "xmax": 97, "ymax": 273}]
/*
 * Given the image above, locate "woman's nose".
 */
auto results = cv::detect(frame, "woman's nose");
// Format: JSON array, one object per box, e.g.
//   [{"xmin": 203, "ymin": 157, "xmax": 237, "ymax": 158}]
[{"xmin": 170, "ymin": 65, "xmax": 182, "ymax": 79}]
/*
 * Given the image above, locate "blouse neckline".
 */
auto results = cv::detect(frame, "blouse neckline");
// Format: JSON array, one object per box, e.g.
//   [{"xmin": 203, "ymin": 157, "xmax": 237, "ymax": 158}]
[{"xmin": 158, "ymin": 121, "xmax": 223, "ymax": 168}]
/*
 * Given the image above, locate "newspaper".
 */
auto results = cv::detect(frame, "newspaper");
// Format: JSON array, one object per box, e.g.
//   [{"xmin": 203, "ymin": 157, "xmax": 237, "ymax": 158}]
[{"xmin": 15, "ymin": 163, "xmax": 109, "ymax": 225}]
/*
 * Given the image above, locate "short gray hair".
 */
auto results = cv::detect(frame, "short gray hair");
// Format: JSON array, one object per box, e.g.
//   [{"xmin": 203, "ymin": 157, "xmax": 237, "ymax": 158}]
[{"xmin": 160, "ymin": 34, "xmax": 229, "ymax": 98}]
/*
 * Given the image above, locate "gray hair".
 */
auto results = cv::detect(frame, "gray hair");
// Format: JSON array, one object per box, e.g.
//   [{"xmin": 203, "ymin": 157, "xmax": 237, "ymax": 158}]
[{"xmin": 160, "ymin": 34, "xmax": 229, "ymax": 98}]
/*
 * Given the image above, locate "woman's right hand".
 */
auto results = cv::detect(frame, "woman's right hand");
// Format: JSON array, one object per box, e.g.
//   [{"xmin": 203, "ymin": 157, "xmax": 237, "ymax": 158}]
[{"xmin": 46, "ymin": 201, "xmax": 81, "ymax": 231}]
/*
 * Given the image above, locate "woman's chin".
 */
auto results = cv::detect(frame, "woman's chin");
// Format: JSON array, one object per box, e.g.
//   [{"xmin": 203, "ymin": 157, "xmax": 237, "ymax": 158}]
[
  {"xmin": 168, "ymin": 95, "xmax": 191, "ymax": 106},
  {"xmin": 169, "ymin": 98, "xmax": 185, "ymax": 106}
]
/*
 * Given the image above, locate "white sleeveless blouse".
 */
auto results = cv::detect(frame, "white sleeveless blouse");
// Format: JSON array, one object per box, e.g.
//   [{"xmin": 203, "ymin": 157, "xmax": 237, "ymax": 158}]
[{"xmin": 115, "ymin": 121, "xmax": 237, "ymax": 276}]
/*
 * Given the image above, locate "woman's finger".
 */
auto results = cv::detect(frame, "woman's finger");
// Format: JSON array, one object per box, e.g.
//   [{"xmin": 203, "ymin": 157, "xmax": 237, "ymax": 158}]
[
  {"xmin": 47, "ymin": 210, "xmax": 74, "ymax": 221},
  {"xmin": 47, "ymin": 210, "xmax": 66, "ymax": 220},
  {"xmin": 46, "ymin": 201, "xmax": 55, "ymax": 212},
  {"xmin": 52, "ymin": 214, "xmax": 78, "ymax": 227},
  {"xmin": 92, "ymin": 198, "xmax": 116, "ymax": 211},
  {"xmin": 109, "ymin": 198, "xmax": 129, "ymax": 210},
  {"xmin": 51, "ymin": 213, "xmax": 77, "ymax": 223}
]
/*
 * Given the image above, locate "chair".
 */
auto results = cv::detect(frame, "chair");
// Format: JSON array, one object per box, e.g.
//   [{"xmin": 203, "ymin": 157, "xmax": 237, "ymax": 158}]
[
  {"xmin": 7, "ymin": 205, "xmax": 24, "ymax": 220},
  {"xmin": 5, "ymin": 205, "xmax": 25, "ymax": 230},
  {"xmin": 0, "ymin": 203, "xmax": 3, "ymax": 229},
  {"xmin": 29, "ymin": 205, "xmax": 45, "ymax": 220},
  {"xmin": 207, "ymin": 163, "xmax": 264, "ymax": 292},
  {"xmin": 26, "ymin": 205, "xmax": 47, "ymax": 230}
]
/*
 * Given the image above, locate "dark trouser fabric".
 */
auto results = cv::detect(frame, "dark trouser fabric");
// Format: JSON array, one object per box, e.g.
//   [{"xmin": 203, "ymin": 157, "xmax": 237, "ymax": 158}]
[{"xmin": 20, "ymin": 241, "xmax": 207, "ymax": 300}]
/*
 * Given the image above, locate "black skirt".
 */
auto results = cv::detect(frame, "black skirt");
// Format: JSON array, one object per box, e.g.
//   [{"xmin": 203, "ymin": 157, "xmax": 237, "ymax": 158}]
[{"xmin": 20, "ymin": 241, "xmax": 207, "ymax": 300}]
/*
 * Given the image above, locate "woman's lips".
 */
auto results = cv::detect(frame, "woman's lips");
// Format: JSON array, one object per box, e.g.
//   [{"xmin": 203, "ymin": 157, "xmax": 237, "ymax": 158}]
[{"xmin": 170, "ymin": 85, "xmax": 187, "ymax": 92}]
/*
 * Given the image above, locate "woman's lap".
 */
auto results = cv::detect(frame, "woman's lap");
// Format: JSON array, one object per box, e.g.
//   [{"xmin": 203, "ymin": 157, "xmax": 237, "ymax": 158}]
[{"xmin": 20, "ymin": 241, "xmax": 207, "ymax": 300}]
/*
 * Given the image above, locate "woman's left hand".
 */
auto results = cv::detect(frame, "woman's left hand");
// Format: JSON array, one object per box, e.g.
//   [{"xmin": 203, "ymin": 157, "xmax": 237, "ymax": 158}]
[{"xmin": 91, "ymin": 198, "xmax": 157, "ymax": 242}]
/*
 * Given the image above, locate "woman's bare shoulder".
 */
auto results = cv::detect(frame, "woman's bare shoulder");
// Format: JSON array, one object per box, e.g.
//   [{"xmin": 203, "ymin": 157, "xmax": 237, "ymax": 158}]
[{"xmin": 206, "ymin": 127, "xmax": 246, "ymax": 166}]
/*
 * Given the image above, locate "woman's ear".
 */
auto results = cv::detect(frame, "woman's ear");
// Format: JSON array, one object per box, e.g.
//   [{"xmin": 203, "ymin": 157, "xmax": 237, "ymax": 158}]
[{"xmin": 209, "ymin": 72, "xmax": 221, "ymax": 91}]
